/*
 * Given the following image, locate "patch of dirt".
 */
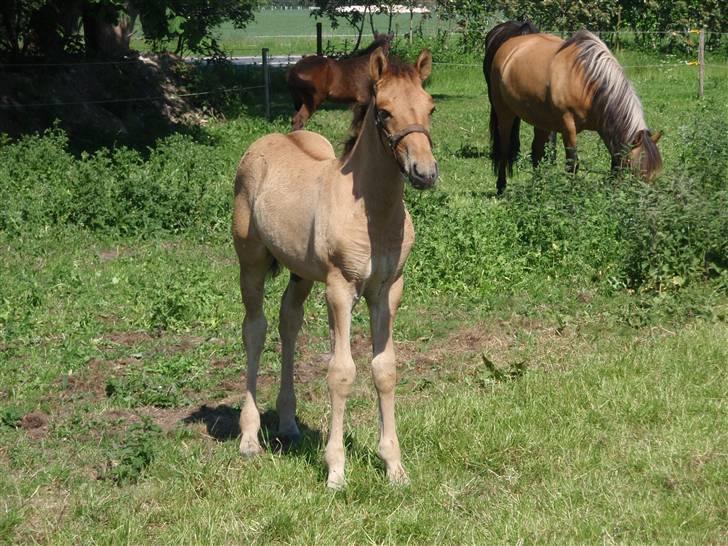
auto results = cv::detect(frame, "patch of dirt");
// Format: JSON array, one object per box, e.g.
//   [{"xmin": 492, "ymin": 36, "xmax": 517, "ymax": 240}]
[
  {"xmin": 21, "ymin": 411, "xmax": 49, "ymax": 439},
  {"xmin": 98, "ymin": 247, "xmax": 123, "ymax": 262},
  {"xmin": 102, "ymin": 331, "xmax": 154, "ymax": 346}
]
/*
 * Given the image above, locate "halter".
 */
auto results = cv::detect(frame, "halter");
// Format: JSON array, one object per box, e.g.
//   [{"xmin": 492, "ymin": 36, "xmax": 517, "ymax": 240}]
[{"xmin": 373, "ymin": 98, "xmax": 432, "ymax": 176}]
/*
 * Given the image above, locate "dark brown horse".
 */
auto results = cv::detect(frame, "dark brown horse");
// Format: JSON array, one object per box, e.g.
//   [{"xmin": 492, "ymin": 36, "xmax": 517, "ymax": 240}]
[
  {"xmin": 287, "ymin": 33, "xmax": 393, "ymax": 130},
  {"xmin": 484, "ymin": 21, "xmax": 662, "ymax": 193}
]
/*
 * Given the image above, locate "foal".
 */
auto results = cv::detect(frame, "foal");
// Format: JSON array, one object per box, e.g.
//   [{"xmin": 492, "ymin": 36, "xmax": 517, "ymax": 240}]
[{"xmin": 233, "ymin": 48, "xmax": 437, "ymax": 488}]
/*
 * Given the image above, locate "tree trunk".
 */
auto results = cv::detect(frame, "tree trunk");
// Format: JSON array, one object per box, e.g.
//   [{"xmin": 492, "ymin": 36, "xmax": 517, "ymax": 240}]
[{"xmin": 82, "ymin": 1, "xmax": 137, "ymax": 59}]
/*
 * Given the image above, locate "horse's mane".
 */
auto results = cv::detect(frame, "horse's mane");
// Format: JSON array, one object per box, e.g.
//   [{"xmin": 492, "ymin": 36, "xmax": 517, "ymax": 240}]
[
  {"xmin": 341, "ymin": 33, "xmax": 392, "ymax": 59},
  {"xmin": 560, "ymin": 30, "xmax": 648, "ymax": 156},
  {"xmin": 341, "ymin": 57, "xmax": 418, "ymax": 158}
]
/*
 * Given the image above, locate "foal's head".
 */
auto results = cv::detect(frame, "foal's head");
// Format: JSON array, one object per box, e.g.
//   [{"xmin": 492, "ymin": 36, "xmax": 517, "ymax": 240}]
[
  {"xmin": 369, "ymin": 48, "xmax": 438, "ymax": 189},
  {"xmin": 624, "ymin": 129, "xmax": 663, "ymax": 181}
]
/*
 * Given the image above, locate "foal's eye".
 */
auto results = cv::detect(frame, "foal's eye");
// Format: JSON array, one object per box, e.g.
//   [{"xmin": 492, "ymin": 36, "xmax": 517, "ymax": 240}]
[
  {"xmin": 429, "ymin": 107, "xmax": 436, "ymax": 116},
  {"xmin": 377, "ymin": 109, "xmax": 391, "ymax": 121}
]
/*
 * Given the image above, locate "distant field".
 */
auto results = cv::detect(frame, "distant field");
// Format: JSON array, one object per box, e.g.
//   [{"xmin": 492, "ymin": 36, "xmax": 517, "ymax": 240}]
[{"xmin": 132, "ymin": 8, "xmax": 451, "ymax": 55}]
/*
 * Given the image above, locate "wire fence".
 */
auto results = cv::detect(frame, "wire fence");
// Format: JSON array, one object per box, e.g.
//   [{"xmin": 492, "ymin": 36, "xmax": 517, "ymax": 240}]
[
  {"xmin": 1, "ymin": 28, "xmax": 726, "ymax": 113},
  {"xmin": 0, "ymin": 85, "xmax": 264, "ymax": 109}
]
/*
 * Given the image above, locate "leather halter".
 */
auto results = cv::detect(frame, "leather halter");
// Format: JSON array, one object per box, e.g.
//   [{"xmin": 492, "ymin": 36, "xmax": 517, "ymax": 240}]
[{"xmin": 373, "ymin": 101, "xmax": 432, "ymax": 176}]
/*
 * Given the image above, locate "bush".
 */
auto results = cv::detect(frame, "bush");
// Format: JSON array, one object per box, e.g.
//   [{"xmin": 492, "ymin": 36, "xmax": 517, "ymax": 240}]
[
  {"xmin": 1, "ymin": 104, "xmax": 725, "ymax": 298},
  {"xmin": 0, "ymin": 129, "xmax": 231, "ymax": 236}
]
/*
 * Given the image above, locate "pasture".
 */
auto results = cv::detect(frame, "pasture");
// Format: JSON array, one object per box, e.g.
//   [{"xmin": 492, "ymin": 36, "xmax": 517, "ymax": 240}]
[{"xmin": 1, "ymin": 24, "xmax": 728, "ymax": 544}]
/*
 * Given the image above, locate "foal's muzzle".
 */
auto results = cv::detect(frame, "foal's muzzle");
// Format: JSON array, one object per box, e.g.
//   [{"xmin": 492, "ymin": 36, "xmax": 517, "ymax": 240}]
[
  {"xmin": 376, "ymin": 117, "xmax": 438, "ymax": 189},
  {"xmin": 408, "ymin": 160, "xmax": 439, "ymax": 189}
]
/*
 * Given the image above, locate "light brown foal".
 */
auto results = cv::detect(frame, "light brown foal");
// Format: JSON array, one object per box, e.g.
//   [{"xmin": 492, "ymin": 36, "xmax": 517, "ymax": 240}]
[{"xmin": 232, "ymin": 48, "xmax": 437, "ymax": 488}]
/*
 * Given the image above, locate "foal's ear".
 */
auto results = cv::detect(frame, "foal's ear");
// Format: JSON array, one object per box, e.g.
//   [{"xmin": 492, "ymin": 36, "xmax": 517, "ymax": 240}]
[
  {"xmin": 651, "ymin": 131, "xmax": 663, "ymax": 144},
  {"xmin": 415, "ymin": 49, "xmax": 432, "ymax": 82},
  {"xmin": 369, "ymin": 47, "xmax": 388, "ymax": 82}
]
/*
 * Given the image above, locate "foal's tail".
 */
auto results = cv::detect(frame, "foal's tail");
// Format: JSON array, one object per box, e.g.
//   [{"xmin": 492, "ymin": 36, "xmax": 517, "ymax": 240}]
[{"xmin": 483, "ymin": 21, "xmax": 539, "ymax": 175}]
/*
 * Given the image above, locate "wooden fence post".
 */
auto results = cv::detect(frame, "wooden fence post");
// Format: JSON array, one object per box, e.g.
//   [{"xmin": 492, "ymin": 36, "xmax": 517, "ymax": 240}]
[
  {"xmin": 262, "ymin": 47, "xmax": 271, "ymax": 121},
  {"xmin": 698, "ymin": 28, "xmax": 705, "ymax": 98},
  {"xmin": 316, "ymin": 22, "xmax": 323, "ymax": 55}
]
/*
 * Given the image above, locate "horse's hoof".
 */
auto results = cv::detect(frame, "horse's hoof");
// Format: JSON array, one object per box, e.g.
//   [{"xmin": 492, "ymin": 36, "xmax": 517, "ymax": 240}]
[
  {"xmin": 326, "ymin": 471, "xmax": 346, "ymax": 490},
  {"xmin": 239, "ymin": 438, "xmax": 263, "ymax": 458},
  {"xmin": 386, "ymin": 463, "xmax": 410, "ymax": 486},
  {"xmin": 277, "ymin": 423, "xmax": 301, "ymax": 443}
]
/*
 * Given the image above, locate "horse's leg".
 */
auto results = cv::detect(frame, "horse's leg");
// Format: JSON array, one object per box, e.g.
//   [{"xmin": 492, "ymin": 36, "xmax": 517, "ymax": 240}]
[
  {"xmin": 276, "ymin": 273, "xmax": 313, "ymax": 440},
  {"xmin": 292, "ymin": 102, "xmax": 310, "ymax": 131},
  {"xmin": 495, "ymin": 112, "xmax": 516, "ymax": 195},
  {"xmin": 366, "ymin": 276, "xmax": 408, "ymax": 485},
  {"xmin": 323, "ymin": 273, "xmax": 357, "ymax": 489},
  {"xmin": 548, "ymin": 132, "xmax": 558, "ymax": 162},
  {"xmin": 531, "ymin": 128, "xmax": 551, "ymax": 167},
  {"xmin": 237, "ymin": 246, "xmax": 272, "ymax": 458},
  {"xmin": 562, "ymin": 115, "xmax": 579, "ymax": 173}
]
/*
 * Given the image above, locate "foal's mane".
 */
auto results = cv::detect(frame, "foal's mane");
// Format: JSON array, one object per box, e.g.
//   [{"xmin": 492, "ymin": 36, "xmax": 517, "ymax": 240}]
[
  {"xmin": 341, "ymin": 57, "xmax": 419, "ymax": 158},
  {"xmin": 560, "ymin": 30, "xmax": 647, "ymax": 156}
]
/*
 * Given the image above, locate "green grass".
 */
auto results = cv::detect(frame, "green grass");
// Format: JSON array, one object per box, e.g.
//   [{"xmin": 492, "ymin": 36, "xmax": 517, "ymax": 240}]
[
  {"xmin": 131, "ymin": 8, "xmax": 450, "ymax": 56},
  {"xmin": 1, "ymin": 41, "xmax": 727, "ymax": 543}
]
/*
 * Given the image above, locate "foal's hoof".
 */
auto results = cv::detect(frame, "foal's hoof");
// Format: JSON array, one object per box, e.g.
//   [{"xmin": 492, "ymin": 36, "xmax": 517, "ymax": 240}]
[
  {"xmin": 386, "ymin": 463, "xmax": 410, "ymax": 486},
  {"xmin": 239, "ymin": 438, "xmax": 263, "ymax": 458},
  {"xmin": 326, "ymin": 471, "xmax": 346, "ymax": 490}
]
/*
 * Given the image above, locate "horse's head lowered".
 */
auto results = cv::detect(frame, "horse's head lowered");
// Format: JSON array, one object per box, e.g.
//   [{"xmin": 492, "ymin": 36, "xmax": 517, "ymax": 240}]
[
  {"xmin": 369, "ymin": 48, "xmax": 438, "ymax": 189},
  {"xmin": 623, "ymin": 129, "xmax": 663, "ymax": 181}
]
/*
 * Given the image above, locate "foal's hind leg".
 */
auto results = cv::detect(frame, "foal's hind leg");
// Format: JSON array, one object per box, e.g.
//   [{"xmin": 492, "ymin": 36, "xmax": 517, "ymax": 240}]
[
  {"xmin": 237, "ymin": 246, "xmax": 273, "ymax": 457},
  {"xmin": 276, "ymin": 274, "xmax": 313, "ymax": 441},
  {"xmin": 366, "ymin": 276, "xmax": 408, "ymax": 485}
]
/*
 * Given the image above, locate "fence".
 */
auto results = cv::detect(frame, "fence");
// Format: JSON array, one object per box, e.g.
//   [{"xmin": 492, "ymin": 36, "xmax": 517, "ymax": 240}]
[{"xmin": 0, "ymin": 28, "xmax": 726, "ymax": 121}]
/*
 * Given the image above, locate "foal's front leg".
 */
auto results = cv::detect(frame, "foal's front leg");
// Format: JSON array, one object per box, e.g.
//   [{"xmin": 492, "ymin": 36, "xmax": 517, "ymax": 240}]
[
  {"xmin": 324, "ymin": 274, "xmax": 357, "ymax": 489},
  {"xmin": 367, "ymin": 276, "xmax": 408, "ymax": 484}
]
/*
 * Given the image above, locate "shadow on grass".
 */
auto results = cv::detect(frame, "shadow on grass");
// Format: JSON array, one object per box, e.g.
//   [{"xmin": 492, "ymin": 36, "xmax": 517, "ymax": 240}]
[{"xmin": 181, "ymin": 405, "xmax": 379, "ymax": 481}]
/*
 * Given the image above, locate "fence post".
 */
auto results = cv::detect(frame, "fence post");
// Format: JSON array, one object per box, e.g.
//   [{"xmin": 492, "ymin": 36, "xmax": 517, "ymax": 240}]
[
  {"xmin": 698, "ymin": 28, "xmax": 705, "ymax": 98},
  {"xmin": 316, "ymin": 22, "xmax": 323, "ymax": 55},
  {"xmin": 262, "ymin": 47, "xmax": 271, "ymax": 121}
]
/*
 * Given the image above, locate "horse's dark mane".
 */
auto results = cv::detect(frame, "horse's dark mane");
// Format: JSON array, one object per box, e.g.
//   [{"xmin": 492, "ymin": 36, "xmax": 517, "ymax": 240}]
[
  {"xmin": 341, "ymin": 57, "xmax": 418, "ymax": 158},
  {"xmin": 561, "ymin": 30, "xmax": 649, "ymax": 157},
  {"xmin": 341, "ymin": 33, "xmax": 392, "ymax": 59}
]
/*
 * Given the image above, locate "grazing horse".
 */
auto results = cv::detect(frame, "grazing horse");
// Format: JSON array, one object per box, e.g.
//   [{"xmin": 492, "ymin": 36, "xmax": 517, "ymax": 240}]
[
  {"xmin": 287, "ymin": 33, "xmax": 393, "ymax": 130},
  {"xmin": 233, "ymin": 49, "xmax": 437, "ymax": 488},
  {"xmin": 484, "ymin": 21, "xmax": 662, "ymax": 193}
]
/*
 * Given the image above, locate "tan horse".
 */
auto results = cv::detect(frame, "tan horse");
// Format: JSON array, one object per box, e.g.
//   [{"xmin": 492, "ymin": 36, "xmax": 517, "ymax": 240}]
[
  {"xmin": 233, "ymin": 49, "xmax": 437, "ymax": 488},
  {"xmin": 484, "ymin": 21, "xmax": 662, "ymax": 194}
]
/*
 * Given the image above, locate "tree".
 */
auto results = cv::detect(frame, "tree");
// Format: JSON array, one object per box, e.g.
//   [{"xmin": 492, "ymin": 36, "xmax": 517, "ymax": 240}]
[
  {"xmin": 137, "ymin": 0, "xmax": 258, "ymax": 56},
  {"xmin": 0, "ymin": 0, "xmax": 258, "ymax": 60}
]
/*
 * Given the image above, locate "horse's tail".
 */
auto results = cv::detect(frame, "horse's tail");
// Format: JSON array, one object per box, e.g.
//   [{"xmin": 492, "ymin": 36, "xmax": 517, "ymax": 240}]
[
  {"xmin": 483, "ymin": 21, "xmax": 539, "ymax": 175},
  {"xmin": 489, "ymin": 112, "xmax": 522, "ymax": 176}
]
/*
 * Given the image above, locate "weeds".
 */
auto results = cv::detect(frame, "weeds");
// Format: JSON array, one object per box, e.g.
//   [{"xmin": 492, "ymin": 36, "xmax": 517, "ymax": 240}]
[{"xmin": 104, "ymin": 417, "xmax": 162, "ymax": 485}]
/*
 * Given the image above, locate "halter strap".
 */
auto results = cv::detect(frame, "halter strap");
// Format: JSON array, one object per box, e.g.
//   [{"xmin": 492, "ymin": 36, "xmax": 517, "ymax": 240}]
[{"xmin": 372, "ymin": 101, "xmax": 433, "ymax": 175}]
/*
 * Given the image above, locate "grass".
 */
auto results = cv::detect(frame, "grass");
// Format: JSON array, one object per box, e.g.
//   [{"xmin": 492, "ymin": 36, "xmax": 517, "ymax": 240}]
[
  {"xmin": 131, "ymin": 8, "xmax": 450, "ymax": 56},
  {"xmin": 1, "ymin": 29, "xmax": 727, "ymax": 543}
]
